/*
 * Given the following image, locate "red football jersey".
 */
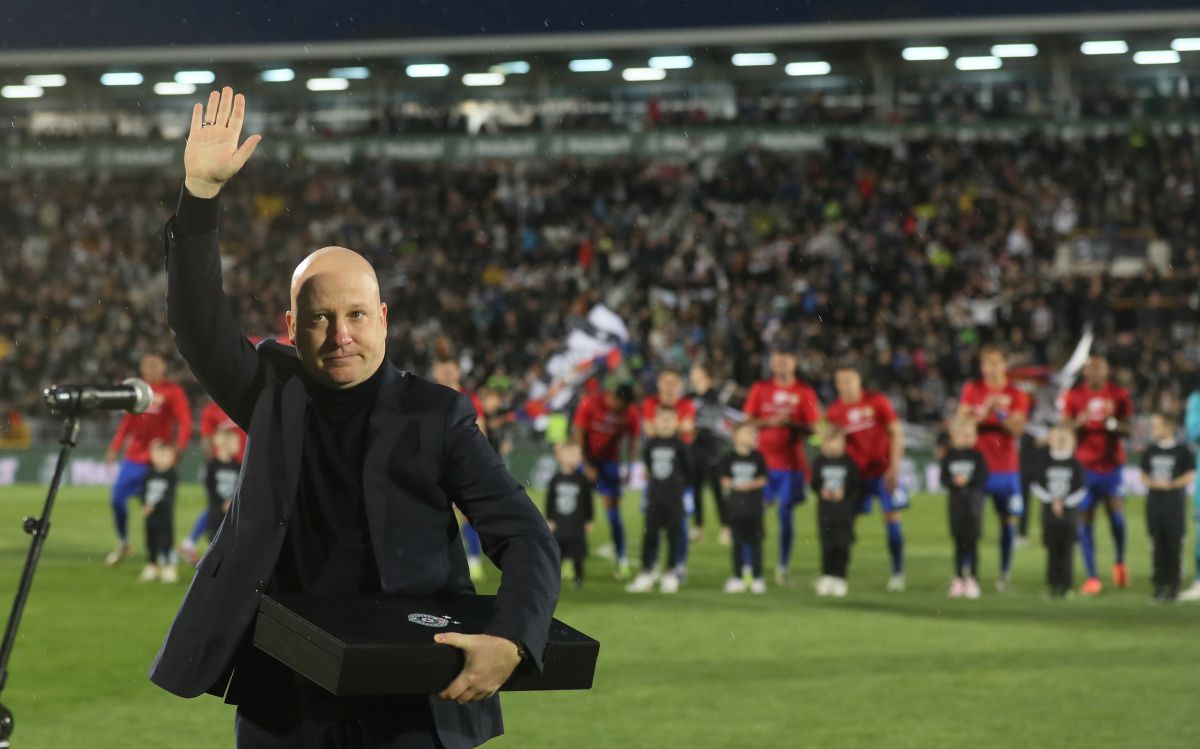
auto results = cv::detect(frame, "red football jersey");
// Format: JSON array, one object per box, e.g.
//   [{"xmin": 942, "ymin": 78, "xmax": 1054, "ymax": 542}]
[
  {"xmin": 573, "ymin": 393, "xmax": 640, "ymax": 462},
  {"xmin": 200, "ymin": 401, "xmax": 247, "ymax": 462},
  {"xmin": 959, "ymin": 380, "xmax": 1029, "ymax": 474},
  {"xmin": 641, "ymin": 395, "xmax": 696, "ymax": 444},
  {"xmin": 825, "ymin": 390, "xmax": 897, "ymax": 480},
  {"xmin": 468, "ymin": 391, "xmax": 487, "ymax": 422},
  {"xmin": 1062, "ymin": 383, "xmax": 1133, "ymax": 473},
  {"xmin": 743, "ymin": 379, "xmax": 821, "ymax": 472},
  {"xmin": 108, "ymin": 381, "xmax": 192, "ymax": 464}
]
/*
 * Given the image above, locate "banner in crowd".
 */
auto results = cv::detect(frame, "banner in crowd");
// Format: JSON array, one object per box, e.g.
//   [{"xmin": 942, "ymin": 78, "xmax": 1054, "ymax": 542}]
[{"xmin": 6, "ymin": 118, "xmax": 1199, "ymax": 170}]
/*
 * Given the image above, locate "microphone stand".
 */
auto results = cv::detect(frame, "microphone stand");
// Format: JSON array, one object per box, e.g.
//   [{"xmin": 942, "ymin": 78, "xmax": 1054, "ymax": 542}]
[{"xmin": 0, "ymin": 400, "xmax": 83, "ymax": 748}]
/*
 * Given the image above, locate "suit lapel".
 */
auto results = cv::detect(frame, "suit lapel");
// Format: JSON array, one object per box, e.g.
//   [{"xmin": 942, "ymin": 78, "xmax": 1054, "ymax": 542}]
[{"xmin": 280, "ymin": 376, "xmax": 307, "ymax": 511}]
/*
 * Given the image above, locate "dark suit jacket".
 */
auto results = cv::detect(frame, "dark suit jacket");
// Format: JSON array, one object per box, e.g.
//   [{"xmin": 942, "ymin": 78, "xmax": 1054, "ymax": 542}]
[{"xmin": 148, "ymin": 207, "xmax": 561, "ymax": 749}]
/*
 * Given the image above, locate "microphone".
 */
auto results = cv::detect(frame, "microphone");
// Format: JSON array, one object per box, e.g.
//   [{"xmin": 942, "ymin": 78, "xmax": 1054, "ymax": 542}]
[{"xmin": 42, "ymin": 378, "xmax": 155, "ymax": 416}]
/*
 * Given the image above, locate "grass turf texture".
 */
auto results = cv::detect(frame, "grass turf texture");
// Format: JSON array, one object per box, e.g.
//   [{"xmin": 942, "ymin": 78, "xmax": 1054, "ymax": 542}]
[{"xmin": 0, "ymin": 484, "xmax": 1198, "ymax": 748}]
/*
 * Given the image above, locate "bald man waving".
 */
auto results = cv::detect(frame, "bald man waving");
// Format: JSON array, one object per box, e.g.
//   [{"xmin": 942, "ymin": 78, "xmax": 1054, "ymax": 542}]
[{"xmin": 149, "ymin": 87, "xmax": 560, "ymax": 749}]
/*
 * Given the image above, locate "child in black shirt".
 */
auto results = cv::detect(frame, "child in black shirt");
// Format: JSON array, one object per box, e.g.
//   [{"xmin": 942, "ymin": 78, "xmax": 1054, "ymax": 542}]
[
  {"xmin": 546, "ymin": 442, "xmax": 594, "ymax": 589},
  {"xmin": 1140, "ymin": 412, "xmax": 1196, "ymax": 601},
  {"xmin": 204, "ymin": 427, "xmax": 242, "ymax": 540},
  {"xmin": 941, "ymin": 418, "xmax": 989, "ymax": 599},
  {"xmin": 719, "ymin": 422, "xmax": 769, "ymax": 594},
  {"xmin": 626, "ymin": 407, "xmax": 692, "ymax": 594},
  {"xmin": 811, "ymin": 426, "xmax": 861, "ymax": 598},
  {"xmin": 140, "ymin": 441, "xmax": 180, "ymax": 584},
  {"xmin": 1031, "ymin": 424, "xmax": 1087, "ymax": 598}
]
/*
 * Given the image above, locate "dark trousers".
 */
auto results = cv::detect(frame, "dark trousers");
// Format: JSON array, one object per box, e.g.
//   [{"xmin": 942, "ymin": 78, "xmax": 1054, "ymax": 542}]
[
  {"xmin": 821, "ymin": 547, "xmax": 850, "ymax": 578},
  {"xmin": 1147, "ymin": 495, "xmax": 1186, "ymax": 594},
  {"xmin": 207, "ymin": 498, "xmax": 229, "ymax": 540},
  {"xmin": 729, "ymin": 515, "xmax": 764, "ymax": 578},
  {"xmin": 144, "ymin": 497, "xmax": 175, "ymax": 564},
  {"xmin": 818, "ymin": 499, "xmax": 855, "ymax": 578},
  {"xmin": 1043, "ymin": 505, "xmax": 1076, "ymax": 593},
  {"xmin": 953, "ymin": 539, "xmax": 978, "ymax": 578},
  {"xmin": 949, "ymin": 493, "xmax": 984, "ymax": 578},
  {"xmin": 1018, "ymin": 434, "xmax": 1038, "ymax": 537},
  {"xmin": 689, "ymin": 439, "xmax": 728, "ymax": 528},
  {"xmin": 1018, "ymin": 479, "xmax": 1034, "ymax": 537},
  {"xmin": 642, "ymin": 504, "xmax": 684, "ymax": 572},
  {"xmin": 557, "ymin": 536, "xmax": 587, "ymax": 583},
  {"xmin": 235, "ymin": 707, "xmax": 443, "ymax": 749}
]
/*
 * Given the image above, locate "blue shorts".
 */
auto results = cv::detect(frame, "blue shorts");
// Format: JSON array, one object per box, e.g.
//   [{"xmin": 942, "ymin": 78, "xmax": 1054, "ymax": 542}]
[
  {"xmin": 858, "ymin": 476, "xmax": 910, "ymax": 514},
  {"xmin": 765, "ymin": 469, "xmax": 807, "ymax": 508},
  {"xmin": 594, "ymin": 460, "xmax": 622, "ymax": 499},
  {"xmin": 985, "ymin": 471, "xmax": 1023, "ymax": 517},
  {"xmin": 1081, "ymin": 467, "xmax": 1123, "ymax": 510},
  {"xmin": 112, "ymin": 459, "xmax": 150, "ymax": 504}
]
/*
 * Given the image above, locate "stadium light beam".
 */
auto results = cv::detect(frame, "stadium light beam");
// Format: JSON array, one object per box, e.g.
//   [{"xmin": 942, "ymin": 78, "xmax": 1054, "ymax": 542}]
[
  {"xmin": 622, "ymin": 67, "xmax": 667, "ymax": 82},
  {"xmin": 1080, "ymin": 40, "xmax": 1128, "ymax": 55},
  {"xmin": 732, "ymin": 52, "xmax": 777, "ymax": 67},
  {"xmin": 100, "ymin": 72, "xmax": 143, "ymax": 86},
  {"xmin": 306, "ymin": 77, "xmax": 350, "ymax": 91},
  {"xmin": 174, "ymin": 70, "xmax": 215, "ymax": 84},
  {"xmin": 24, "ymin": 74, "xmax": 66, "ymax": 87},
  {"xmin": 330, "ymin": 66, "xmax": 370, "ymax": 79},
  {"xmin": 463, "ymin": 72, "xmax": 505, "ymax": 86},
  {"xmin": 648, "ymin": 55, "xmax": 693, "ymax": 70},
  {"xmin": 955, "ymin": 56, "xmax": 1002, "ymax": 71},
  {"xmin": 260, "ymin": 68, "xmax": 295, "ymax": 82},
  {"xmin": 902, "ymin": 46, "xmax": 949, "ymax": 61},
  {"xmin": 1, "ymin": 85, "xmax": 43, "ymax": 99},
  {"xmin": 568, "ymin": 58, "xmax": 612, "ymax": 72},
  {"xmin": 1133, "ymin": 50, "xmax": 1181, "ymax": 65},
  {"xmin": 1172, "ymin": 38, "xmax": 1200, "ymax": 51},
  {"xmin": 785, "ymin": 61, "xmax": 831, "ymax": 76},
  {"xmin": 490, "ymin": 61, "xmax": 530, "ymax": 75},
  {"xmin": 154, "ymin": 82, "xmax": 196, "ymax": 95},
  {"xmin": 406, "ymin": 63, "xmax": 450, "ymax": 78},
  {"xmin": 991, "ymin": 43, "xmax": 1038, "ymax": 58}
]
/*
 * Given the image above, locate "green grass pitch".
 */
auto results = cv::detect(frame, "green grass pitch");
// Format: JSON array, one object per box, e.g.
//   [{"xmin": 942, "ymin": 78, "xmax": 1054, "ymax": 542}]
[{"xmin": 0, "ymin": 484, "xmax": 1198, "ymax": 748}]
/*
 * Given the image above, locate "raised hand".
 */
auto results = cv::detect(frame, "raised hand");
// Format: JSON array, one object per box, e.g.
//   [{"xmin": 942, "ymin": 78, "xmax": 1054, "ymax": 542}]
[{"xmin": 183, "ymin": 86, "xmax": 262, "ymax": 198}]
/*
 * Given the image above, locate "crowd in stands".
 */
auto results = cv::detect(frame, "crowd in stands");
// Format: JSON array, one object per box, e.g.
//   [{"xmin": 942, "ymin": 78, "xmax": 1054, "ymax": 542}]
[{"xmin": 2, "ymin": 130, "xmax": 1200, "ymax": 439}]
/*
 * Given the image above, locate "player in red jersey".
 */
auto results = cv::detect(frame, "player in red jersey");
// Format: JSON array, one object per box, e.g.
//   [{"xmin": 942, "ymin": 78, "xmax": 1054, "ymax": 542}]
[
  {"xmin": 642, "ymin": 369, "xmax": 699, "ymax": 564},
  {"xmin": 104, "ymin": 354, "xmax": 192, "ymax": 567},
  {"xmin": 826, "ymin": 364, "xmax": 908, "ymax": 592},
  {"xmin": 573, "ymin": 378, "xmax": 640, "ymax": 578},
  {"xmin": 955, "ymin": 345, "xmax": 1029, "ymax": 590},
  {"xmin": 432, "ymin": 357, "xmax": 490, "ymax": 582},
  {"xmin": 743, "ymin": 347, "xmax": 822, "ymax": 585},
  {"xmin": 1061, "ymin": 354, "xmax": 1134, "ymax": 594}
]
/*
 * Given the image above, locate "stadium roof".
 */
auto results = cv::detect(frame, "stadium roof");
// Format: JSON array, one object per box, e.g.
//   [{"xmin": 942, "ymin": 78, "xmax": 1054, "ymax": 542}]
[
  {"xmin": 2, "ymin": 6, "xmax": 1200, "ymax": 106},
  {"xmin": 2, "ymin": 3, "xmax": 1200, "ymax": 63}
]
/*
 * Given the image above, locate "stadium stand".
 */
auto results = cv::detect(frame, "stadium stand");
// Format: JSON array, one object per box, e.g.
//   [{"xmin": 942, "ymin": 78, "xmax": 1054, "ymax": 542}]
[{"xmin": 2, "ymin": 131, "xmax": 1199, "ymax": 434}]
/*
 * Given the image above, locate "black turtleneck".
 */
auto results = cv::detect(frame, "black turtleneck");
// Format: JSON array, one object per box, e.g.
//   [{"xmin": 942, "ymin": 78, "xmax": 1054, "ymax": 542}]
[
  {"xmin": 232, "ymin": 361, "xmax": 426, "ymax": 727},
  {"xmin": 270, "ymin": 360, "xmax": 386, "ymax": 597}
]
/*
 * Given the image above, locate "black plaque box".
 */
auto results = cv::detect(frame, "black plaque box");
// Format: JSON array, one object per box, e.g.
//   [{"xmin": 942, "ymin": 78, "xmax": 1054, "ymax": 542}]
[{"xmin": 254, "ymin": 594, "xmax": 599, "ymax": 696}]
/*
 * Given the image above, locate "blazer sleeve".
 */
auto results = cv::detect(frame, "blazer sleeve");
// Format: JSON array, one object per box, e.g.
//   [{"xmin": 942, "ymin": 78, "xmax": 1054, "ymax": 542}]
[
  {"xmin": 164, "ymin": 189, "xmax": 264, "ymax": 429},
  {"xmin": 439, "ymin": 392, "xmax": 561, "ymax": 671}
]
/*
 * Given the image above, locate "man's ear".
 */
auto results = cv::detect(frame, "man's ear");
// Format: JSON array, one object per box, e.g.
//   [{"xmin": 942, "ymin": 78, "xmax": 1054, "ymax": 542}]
[
  {"xmin": 379, "ymin": 302, "xmax": 388, "ymax": 328},
  {"xmin": 284, "ymin": 309, "xmax": 295, "ymax": 341}
]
